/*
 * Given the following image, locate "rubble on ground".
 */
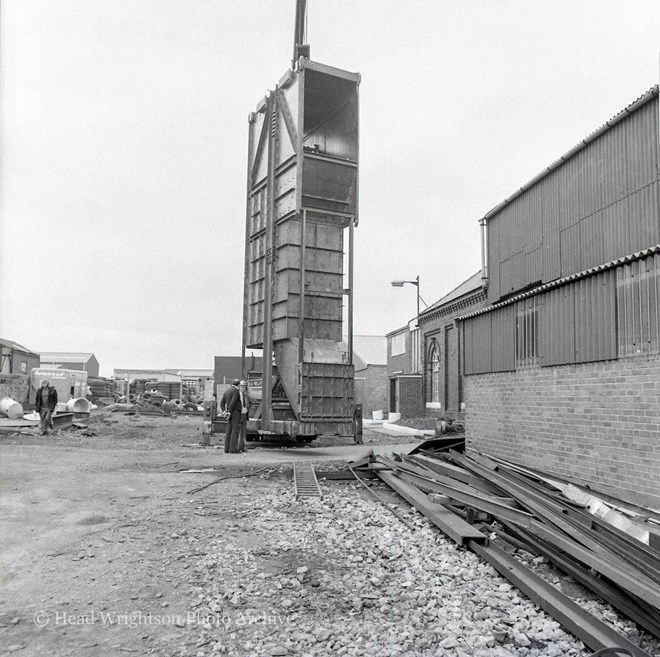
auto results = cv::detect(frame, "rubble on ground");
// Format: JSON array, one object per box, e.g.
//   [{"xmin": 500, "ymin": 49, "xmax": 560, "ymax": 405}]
[{"xmin": 178, "ymin": 479, "xmax": 653, "ymax": 657}]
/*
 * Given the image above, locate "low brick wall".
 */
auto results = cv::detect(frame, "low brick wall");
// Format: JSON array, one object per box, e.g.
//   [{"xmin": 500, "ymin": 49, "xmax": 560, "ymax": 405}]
[
  {"xmin": 399, "ymin": 376, "xmax": 424, "ymax": 417},
  {"xmin": 464, "ymin": 354, "xmax": 660, "ymax": 509}
]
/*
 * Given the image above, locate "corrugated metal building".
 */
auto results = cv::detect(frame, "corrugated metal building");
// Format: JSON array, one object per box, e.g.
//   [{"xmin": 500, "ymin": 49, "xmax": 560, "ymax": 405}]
[
  {"xmin": 460, "ymin": 86, "xmax": 660, "ymax": 508},
  {"xmin": 164, "ymin": 369, "xmax": 214, "ymax": 394},
  {"xmin": 113, "ymin": 368, "xmax": 182, "ymax": 383},
  {"xmin": 40, "ymin": 352, "xmax": 99, "ymax": 377}
]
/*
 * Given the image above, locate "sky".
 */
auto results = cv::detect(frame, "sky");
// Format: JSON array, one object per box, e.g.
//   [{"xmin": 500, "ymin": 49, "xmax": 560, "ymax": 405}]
[{"xmin": 1, "ymin": 0, "xmax": 659, "ymax": 377}]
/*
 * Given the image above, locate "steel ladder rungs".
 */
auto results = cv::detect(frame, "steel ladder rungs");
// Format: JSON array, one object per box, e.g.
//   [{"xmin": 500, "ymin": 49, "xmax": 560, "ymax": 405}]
[{"xmin": 293, "ymin": 461, "xmax": 322, "ymax": 498}]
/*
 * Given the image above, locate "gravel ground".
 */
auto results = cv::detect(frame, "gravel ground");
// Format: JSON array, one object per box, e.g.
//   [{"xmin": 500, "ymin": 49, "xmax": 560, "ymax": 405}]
[
  {"xmin": 176, "ymin": 476, "xmax": 658, "ymax": 657},
  {"xmin": 2, "ymin": 413, "xmax": 657, "ymax": 657}
]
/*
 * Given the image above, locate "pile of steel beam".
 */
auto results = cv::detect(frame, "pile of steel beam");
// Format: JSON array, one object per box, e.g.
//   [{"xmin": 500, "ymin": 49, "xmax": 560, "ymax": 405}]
[{"xmin": 352, "ymin": 449, "xmax": 660, "ymax": 657}]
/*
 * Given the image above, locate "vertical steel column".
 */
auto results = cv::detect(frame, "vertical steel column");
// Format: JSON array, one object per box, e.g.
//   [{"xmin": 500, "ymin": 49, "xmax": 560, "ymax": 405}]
[
  {"xmin": 348, "ymin": 221, "xmax": 354, "ymax": 364},
  {"xmin": 480, "ymin": 218, "xmax": 488, "ymax": 289},
  {"xmin": 295, "ymin": 68, "xmax": 306, "ymax": 416},
  {"xmin": 261, "ymin": 94, "xmax": 277, "ymax": 428},
  {"xmin": 298, "ymin": 209, "xmax": 307, "ymax": 366},
  {"xmin": 241, "ymin": 113, "xmax": 257, "ymax": 380}
]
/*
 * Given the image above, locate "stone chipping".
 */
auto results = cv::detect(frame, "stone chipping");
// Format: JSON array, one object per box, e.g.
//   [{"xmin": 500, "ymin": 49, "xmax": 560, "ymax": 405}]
[{"xmin": 179, "ymin": 479, "xmax": 657, "ymax": 657}]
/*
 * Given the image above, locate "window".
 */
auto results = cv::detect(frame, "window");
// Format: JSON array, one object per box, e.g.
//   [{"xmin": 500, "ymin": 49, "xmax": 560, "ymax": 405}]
[
  {"xmin": 617, "ymin": 253, "xmax": 660, "ymax": 357},
  {"xmin": 515, "ymin": 297, "xmax": 539, "ymax": 367},
  {"xmin": 429, "ymin": 341, "xmax": 440, "ymax": 403},
  {"xmin": 20, "ymin": 361, "xmax": 27, "ymax": 374},
  {"xmin": 390, "ymin": 332, "xmax": 406, "ymax": 356}
]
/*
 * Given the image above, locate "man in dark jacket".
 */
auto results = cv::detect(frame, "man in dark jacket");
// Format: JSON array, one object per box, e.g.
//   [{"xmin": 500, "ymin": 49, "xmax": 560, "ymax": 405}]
[
  {"xmin": 220, "ymin": 379, "xmax": 241, "ymax": 453},
  {"xmin": 35, "ymin": 379, "xmax": 58, "ymax": 435},
  {"xmin": 237, "ymin": 380, "xmax": 252, "ymax": 453}
]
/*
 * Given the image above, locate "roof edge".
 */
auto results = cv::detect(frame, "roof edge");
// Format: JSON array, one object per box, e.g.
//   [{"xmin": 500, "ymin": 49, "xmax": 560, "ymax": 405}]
[
  {"xmin": 457, "ymin": 244, "xmax": 660, "ymax": 321},
  {"xmin": 481, "ymin": 84, "xmax": 659, "ymax": 223}
]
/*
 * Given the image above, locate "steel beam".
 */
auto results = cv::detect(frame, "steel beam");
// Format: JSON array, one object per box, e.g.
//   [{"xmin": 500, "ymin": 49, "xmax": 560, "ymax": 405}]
[
  {"xmin": 502, "ymin": 524, "xmax": 660, "ymax": 639},
  {"xmin": 376, "ymin": 471, "xmax": 485, "ymax": 545},
  {"xmin": 468, "ymin": 539, "xmax": 654, "ymax": 657}
]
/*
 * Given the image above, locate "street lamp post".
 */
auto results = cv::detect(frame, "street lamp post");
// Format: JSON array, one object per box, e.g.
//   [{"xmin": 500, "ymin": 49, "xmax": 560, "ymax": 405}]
[{"xmin": 391, "ymin": 275, "xmax": 421, "ymax": 324}]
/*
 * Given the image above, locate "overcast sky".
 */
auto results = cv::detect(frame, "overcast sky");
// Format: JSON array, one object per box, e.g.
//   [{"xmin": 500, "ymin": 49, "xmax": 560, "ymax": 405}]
[{"xmin": 1, "ymin": 0, "xmax": 659, "ymax": 376}]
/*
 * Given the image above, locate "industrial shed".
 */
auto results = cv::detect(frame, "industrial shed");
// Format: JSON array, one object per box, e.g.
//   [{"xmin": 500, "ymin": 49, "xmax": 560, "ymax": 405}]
[
  {"xmin": 0, "ymin": 338, "xmax": 40, "ymax": 375},
  {"xmin": 460, "ymin": 86, "xmax": 660, "ymax": 508},
  {"xmin": 40, "ymin": 352, "xmax": 99, "ymax": 377}
]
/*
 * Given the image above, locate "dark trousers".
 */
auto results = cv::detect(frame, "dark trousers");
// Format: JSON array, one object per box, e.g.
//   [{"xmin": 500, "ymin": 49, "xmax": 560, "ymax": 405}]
[
  {"xmin": 225, "ymin": 411, "xmax": 241, "ymax": 453},
  {"xmin": 39, "ymin": 408, "xmax": 54, "ymax": 434},
  {"xmin": 237, "ymin": 413, "xmax": 248, "ymax": 451}
]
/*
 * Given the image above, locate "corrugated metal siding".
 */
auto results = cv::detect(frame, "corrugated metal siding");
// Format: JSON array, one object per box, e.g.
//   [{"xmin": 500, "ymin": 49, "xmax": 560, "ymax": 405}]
[
  {"xmin": 491, "ymin": 305, "xmax": 515, "ymax": 372},
  {"xmin": 463, "ymin": 313, "xmax": 492, "ymax": 375},
  {"xmin": 487, "ymin": 94, "xmax": 659, "ymax": 303},
  {"xmin": 559, "ymin": 223, "xmax": 581, "ymax": 277},
  {"xmin": 627, "ymin": 99, "xmax": 658, "ymax": 191},
  {"xmin": 628, "ymin": 181, "xmax": 660, "ymax": 254},
  {"xmin": 465, "ymin": 250, "xmax": 659, "ymax": 375},
  {"xmin": 602, "ymin": 197, "xmax": 629, "ymax": 263},
  {"xmin": 617, "ymin": 252, "xmax": 660, "ymax": 357},
  {"xmin": 462, "ymin": 321, "xmax": 473, "ymax": 375},
  {"xmin": 601, "ymin": 118, "xmax": 628, "ymax": 205},
  {"xmin": 541, "ymin": 285, "xmax": 575, "ymax": 366},
  {"xmin": 579, "ymin": 210, "xmax": 604, "ymax": 271},
  {"xmin": 574, "ymin": 270, "xmax": 616, "ymax": 363},
  {"xmin": 541, "ymin": 176, "xmax": 561, "ymax": 281}
]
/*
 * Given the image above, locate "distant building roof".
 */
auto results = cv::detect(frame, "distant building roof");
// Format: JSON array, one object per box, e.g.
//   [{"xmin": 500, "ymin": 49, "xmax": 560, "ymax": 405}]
[
  {"xmin": 40, "ymin": 352, "xmax": 96, "ymax": 363},
  {"xmin": 113, "ymin": 368, "xmax": 182, "ymax": 381},
  {"xmin": 0, "ymin": 338, "xmax": 39, "ymax": 356},
  {"xmin": 352, "ymin": 335, "xmax": 387, "ymax": 367},
  {"xmin": 422, "ymin": 272, "xmax": 483, "ymax": 315},
  {"xmin": 165, "ymin": 369, "xmax": 214, "ymax": 377},
  {"xmin": 385, "ymin": 324, "xmax": 411, "ymax": 339}
]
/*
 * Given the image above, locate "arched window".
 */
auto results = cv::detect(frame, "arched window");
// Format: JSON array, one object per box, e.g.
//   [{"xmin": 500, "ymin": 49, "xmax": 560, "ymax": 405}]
[{"xmin": 428, "ymin": 341, "xmax": 440, "ymax": 404}]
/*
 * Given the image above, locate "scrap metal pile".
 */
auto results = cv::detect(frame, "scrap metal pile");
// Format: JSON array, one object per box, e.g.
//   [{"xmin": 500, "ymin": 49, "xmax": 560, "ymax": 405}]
[{"xmin": 352, "ymin": 447, "xmax": 660, "ymax": 657}]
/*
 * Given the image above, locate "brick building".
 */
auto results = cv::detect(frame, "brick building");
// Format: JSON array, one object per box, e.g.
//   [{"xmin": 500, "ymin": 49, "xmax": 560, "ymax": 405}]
[
  {"xmin": 418, "ymin": 272, "xmax": 487, "ymax": 419},
  {"xmin": 386, "ymin": 322, "xmax": 423, "ymax": 417},
  {"xmin": 459, "ymin": 86, "xmax": 660, "ymax": 508},
  {"xmin": 352, "ymin": 335, "xmax": 388, "ymax": 418}
]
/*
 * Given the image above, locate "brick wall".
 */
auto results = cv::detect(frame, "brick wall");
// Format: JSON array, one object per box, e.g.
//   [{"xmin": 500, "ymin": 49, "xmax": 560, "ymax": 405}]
[
  {"xmin": 464, "ymin": 354, "xmax": 660, "ymax": 509},
  {"xmin": 387, "ymin": 329, "xmax": 413, "ymax": 376},
  {"xmin": 421, "ymin": 290, "xmax": 488, "ymax": 418},
  {"xmin": 398, "ymin": 376, "xmax": 424, "ymax": 417},
  {"xmin": 355, "ymin": 365, "xmax": 388, "ymax": 417}
]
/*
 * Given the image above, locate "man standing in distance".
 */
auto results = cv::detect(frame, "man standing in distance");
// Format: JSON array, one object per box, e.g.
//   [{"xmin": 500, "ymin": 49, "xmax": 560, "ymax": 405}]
[
  {"xmin": 35, "ymin": 379, "xmax": 58, "ymax": 436},
  {"xmin": 237, "ymin": 380, "xmax": 252, "ymax": 453},
  {"xmin": 220, "ymin": 379, "xmax": 241, "ymax": 453}
]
